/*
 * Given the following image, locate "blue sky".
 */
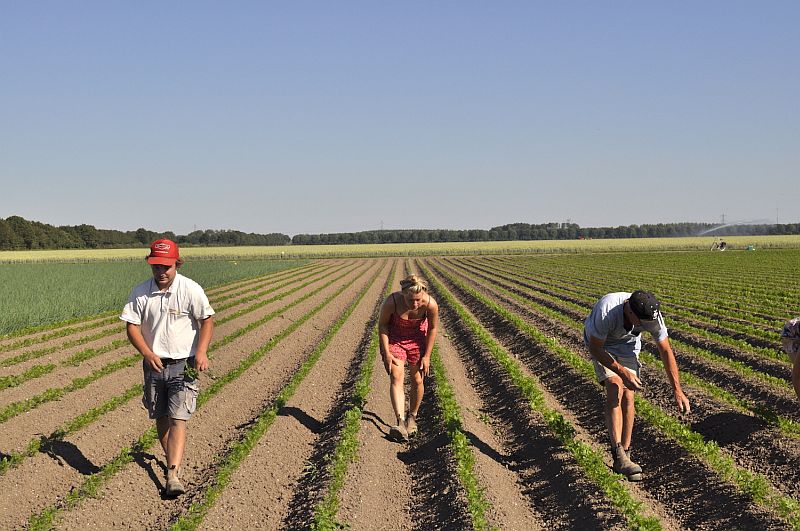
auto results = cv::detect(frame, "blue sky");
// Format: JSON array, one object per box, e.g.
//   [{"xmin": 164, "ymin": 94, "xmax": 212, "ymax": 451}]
[{"xmin": 2, "ymin": 2, "xmax": 797, "ymax": 236}]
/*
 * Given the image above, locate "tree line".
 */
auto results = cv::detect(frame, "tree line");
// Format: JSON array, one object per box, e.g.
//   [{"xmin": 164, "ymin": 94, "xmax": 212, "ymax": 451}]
[
  {"xmin": 291, "ymin": 222, "xmax": 800, "ymax": 245},
  {"xmin": 3, "ymin": 216, "xmax": 799, "ymax": 251},
  {"xmin": 0, "ymin": 216, "xmax": 291, "ymax": 250}
]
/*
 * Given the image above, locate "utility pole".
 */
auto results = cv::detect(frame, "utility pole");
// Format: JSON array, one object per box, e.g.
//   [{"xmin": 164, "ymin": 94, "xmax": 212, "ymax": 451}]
[{"xmin": 721, "ymin": 214, "xmax": 725, "ymax": 224}]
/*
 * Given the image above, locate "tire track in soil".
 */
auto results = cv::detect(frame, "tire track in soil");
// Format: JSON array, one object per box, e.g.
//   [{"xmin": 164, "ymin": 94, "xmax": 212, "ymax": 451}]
[
  {"xmin": 429, "ymin": 258, "xmax": 791, "ymax": 530},
  {"xmin": 0, "ymin": 259, "xmax": 368, "ymax": 530},
  {"xmin": 335, "ymin": 273, "xmax": 471, "ymax": 531},
  {"xmin": 52, "ymin": 260, "xmax": 381, "ymax": 530},
  {"xmin": 198, "ymin": 259, "xmax": 392, "ymax": 530}
]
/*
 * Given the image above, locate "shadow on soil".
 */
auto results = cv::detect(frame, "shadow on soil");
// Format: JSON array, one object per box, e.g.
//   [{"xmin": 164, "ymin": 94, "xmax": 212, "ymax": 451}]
[
  {"xmin": 41, "ymin": 440, "xmax": 100, "ymax": 475},
  {"xmin": 279, "ymin": 406, "xmax": 323, "ymax": 434},
  {"xmin": 692, "ymin": 411, "xmax": 766, "ymax": 446},
  {"xmin": 130, "ymin": 450, "xmax": 165, "ymax": 494},
  {"xmin": 361, "ymin": 409, "xmax": 392, "ymax": 436}
]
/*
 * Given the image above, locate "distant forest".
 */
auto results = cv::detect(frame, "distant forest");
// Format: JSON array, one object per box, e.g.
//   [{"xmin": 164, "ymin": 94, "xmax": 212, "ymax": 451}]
[
  {"xmin": 291, "ymin": 222, "xmax": 800, "ymax": 245},
  {"xmin": 0, "ymin": 216, "xmax": 291, "ymax": 250},
  {"xmin": 1, "ymin": 215, "xmax": 799, "ymax": 250}
]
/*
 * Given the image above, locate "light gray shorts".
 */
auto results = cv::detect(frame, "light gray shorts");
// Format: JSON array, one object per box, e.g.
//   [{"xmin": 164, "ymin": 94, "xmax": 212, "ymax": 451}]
[
  {"xmin": 142, "ymin": 357, "xmax": 199, "ymax": 420},
  {"xmin": 593, "ymin": 354, "xmax": 641, "ymax": 383}
]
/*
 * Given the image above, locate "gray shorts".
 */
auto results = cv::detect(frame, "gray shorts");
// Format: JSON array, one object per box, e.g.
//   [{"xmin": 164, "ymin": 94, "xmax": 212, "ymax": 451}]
[
  {"xmin": 593, "ymin": 354, "xmax": 641, "ymax": 383},
  {"xmin": 142, "ymin": 357, "xmax": 199, "ymax": 420}
]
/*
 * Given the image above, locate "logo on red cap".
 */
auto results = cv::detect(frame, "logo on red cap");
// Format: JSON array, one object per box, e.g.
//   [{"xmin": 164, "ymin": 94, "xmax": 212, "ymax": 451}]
[{"xmin": 147, "ymin": 239, "xmax": 180, "ymax": 266}]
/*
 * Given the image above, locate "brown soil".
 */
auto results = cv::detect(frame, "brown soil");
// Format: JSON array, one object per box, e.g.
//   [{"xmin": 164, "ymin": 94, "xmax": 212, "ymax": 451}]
[{"xmin": 1, "ymin": 256, "xmax": 796, "ymax": 529}]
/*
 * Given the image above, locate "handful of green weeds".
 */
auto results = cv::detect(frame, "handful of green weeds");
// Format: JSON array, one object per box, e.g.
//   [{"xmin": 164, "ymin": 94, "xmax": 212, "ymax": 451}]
[{"xmin": 184, "ymin": 366, "xmax": 200, "ymax": 380}]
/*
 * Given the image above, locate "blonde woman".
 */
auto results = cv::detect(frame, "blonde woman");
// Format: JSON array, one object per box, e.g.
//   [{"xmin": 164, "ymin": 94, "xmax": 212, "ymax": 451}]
[{"xmin": 378, "ymin": 275, "xmax": 439, "ymax": 441}]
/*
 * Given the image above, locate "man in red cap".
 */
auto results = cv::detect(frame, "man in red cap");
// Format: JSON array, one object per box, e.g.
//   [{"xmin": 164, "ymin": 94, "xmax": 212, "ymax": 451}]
[{"xmin": 120, "ymin": 239, "xmax": 215, "ymax": 496}]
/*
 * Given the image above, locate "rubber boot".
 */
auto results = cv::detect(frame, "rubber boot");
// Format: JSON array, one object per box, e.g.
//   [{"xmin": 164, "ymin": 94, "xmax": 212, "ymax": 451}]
[{"xmin": 612, "ymin": 444, "xmax": 643, "ymax": 481}]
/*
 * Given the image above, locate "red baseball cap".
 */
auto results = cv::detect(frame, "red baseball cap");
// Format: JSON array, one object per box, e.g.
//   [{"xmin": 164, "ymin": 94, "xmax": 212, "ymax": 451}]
[{"xmin": 147, "ymin": 239, "xmax": 180, "ymax": 266}]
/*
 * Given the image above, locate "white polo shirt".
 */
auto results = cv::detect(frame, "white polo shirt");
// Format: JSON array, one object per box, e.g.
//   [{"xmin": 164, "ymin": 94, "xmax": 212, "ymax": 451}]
[{"xmin": 120, "ymin": 273, "xmax": 215, "ymax": 359}]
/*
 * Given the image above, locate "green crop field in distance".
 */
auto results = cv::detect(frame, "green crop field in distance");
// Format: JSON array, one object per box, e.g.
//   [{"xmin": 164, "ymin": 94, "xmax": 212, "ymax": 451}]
[
  {"xmin": 1, "ymin": 235, "xmax": 798, "ymax": 263},
  {"xmin": 0, "ymin": 259, "xmax": 307, "ymax": 336}
]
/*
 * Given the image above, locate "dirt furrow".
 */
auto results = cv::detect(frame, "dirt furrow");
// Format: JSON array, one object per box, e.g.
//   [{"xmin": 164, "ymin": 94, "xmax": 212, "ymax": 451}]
[
  {"xmin": 335, "ymin": 272, "xmax": 471, "ymax": 531},
  {"xmin": 197, "ymin": 260, "xmax": 392, "ymax": 530},
  {"xmin": 428, "ymin": 258, "xmax": 790, "ymax": 529},
  {"xmin": 0, "ymin": 260, "xmax": 368, "ymax": 529},
  {"xmin": 434, "ymin": 321, "xmax": 550, "ymax": 529},
  {"xmin": 53, "ymin": 260, "xmax": 381, "ymax": 530},
  {"xmin": 0, "ymin": 261, "xmax": 364, "ymax": 455},
  {"xmin": 451, "ymin": 257, "xmax": 800, "ymax": 421}
]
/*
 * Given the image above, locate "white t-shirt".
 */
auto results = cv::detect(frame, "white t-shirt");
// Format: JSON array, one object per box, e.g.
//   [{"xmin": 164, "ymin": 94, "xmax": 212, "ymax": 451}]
[
  {"xmin": 120, "ymin": 273, "xmax": 215, "ymax": 359},
  {"xmin": 583, "ymin": 292, "xmax": 668, "ymax": 358}
]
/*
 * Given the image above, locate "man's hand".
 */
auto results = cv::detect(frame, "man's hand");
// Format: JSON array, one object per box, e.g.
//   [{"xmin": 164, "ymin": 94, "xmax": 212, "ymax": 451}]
[
  {"xmin": 143, "ymin": 352, "xmax": 163, "ymax": 372},
  {"xmin": 620, "ymin": 369, "xmax": 642, "ymax": 391},
  {"xmin": 674, "ymin": 389, "xmax": 691, "ymax": 414},
  {"xmin": 195, "ymin": 352, "xmax": 209, "ymax": 372}
]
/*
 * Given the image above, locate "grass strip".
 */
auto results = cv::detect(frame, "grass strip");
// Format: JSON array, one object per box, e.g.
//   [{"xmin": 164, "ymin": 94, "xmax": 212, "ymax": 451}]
[
  {"xmin": 171, "ymin": 263, "xmax": 382, "ymax": 530},
  {"xmin": 311, "ymin": 265, "xmax": 395, "ymax": 530},
  {"xmin": 0, "ymin": 265, "xmax": 346, "ymax": 390},
  {"xmin": 0, "ymin": 262, "xmax": 317, "ymax": 358},
  {"xmin": 422, "ymin": 261, "xmax": 660, "ymax": 530},
  {"xmin": 214, "ymin": 263, "xmax": 351, "ymax": 323},
  {"xmin": 0, "ymin": 263, "xmax": 357, "ymax": 471},
  {"xmin": 209, "ymin": 262, "xmax": 328, "ymax": 304},
  {"xmin": 433, "ymin": 259, "xmax": 800, "ymax": 529},
  {"xmin": 28, "ymin": 262, "xmax": 373, "ymax": 531},
  {"xmin": 213, "ymin": 263, "xmax": 342, "ymax": 313}
]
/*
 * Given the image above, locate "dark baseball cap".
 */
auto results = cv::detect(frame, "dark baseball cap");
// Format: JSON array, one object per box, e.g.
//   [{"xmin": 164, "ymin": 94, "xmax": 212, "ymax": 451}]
[{"xmin": 629, "ymin": 290, "xmax": 660, "ymax": 321}]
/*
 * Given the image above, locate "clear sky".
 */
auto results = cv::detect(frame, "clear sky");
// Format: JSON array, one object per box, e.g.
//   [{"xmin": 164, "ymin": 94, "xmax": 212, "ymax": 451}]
[{"xmin": 2, "ymin": 2, "xmax": 798, "ymax": 236}]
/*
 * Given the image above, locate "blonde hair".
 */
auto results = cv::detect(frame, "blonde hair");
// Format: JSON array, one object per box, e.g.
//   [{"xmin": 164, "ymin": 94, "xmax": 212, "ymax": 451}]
[{"xmin": 400, "ymin": 274, "xmax": 427, "ymax": 294}]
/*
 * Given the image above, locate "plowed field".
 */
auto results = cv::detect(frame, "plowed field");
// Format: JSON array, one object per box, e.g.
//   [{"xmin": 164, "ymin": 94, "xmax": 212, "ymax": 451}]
[{"xmin": 2, "ymin": 253, "xmax": 799, "ymax": 530}]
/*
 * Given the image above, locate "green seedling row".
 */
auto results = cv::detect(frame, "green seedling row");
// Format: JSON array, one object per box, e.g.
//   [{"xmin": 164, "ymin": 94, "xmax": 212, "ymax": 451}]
[
  {"xmin": 429, "ymin": 259, "xmax": 800, "ymax": 528},
  {"xmin": 171, "ymin": 263, "xmax": 382, "ymax": 530},
  {"xmin": 421, "ymin": 261, "xmax": 660, "ymax": 530},
  {"xmin": 311, "ymin": 264, "xmax": 395, "ymax": 530},
  {"xmin": 28, "ymin": 261, "xmax": 373, "ymax": 531}
]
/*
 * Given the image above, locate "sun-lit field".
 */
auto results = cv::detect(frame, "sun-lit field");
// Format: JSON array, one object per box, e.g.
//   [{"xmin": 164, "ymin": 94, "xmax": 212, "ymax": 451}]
[
  {"xmin": 0, "ymin": 259, "xmax": 307, "ymax": 335},
  {"xmin": 1, "ymin": 234, "xmax": 799, "ymax": 262},
  {"xmin": 3, "ymin": 251, "xmax": 800, "ymax": 529}
]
